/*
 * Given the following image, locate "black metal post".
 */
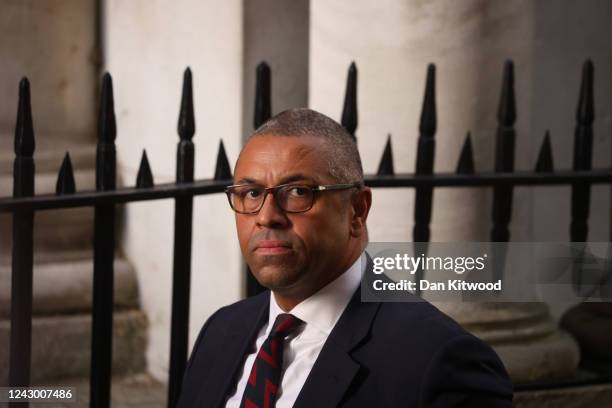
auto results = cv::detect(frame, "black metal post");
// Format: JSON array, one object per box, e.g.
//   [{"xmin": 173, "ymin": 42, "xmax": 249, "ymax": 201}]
[
  {"xmin": 168, "ymin": 68, "xmax": 196, "ymax": 408},
  {"xmin": 413, "ymin": 64, "xmax": 436, "ymax": 291},
  {"xmin": 90, "ymin": 73, "xmax": 117, "ymax": 408},
  {"xmin": 570, "ymin": 60, "xmax": 594, "ymax": 242},
  {"xmin": 490, "ymin": 61, "xmax": 516, "ymax": 285},
  {"xmin": 9, "ymin": 78, "xmax": 35, "ymax": 408},
  {"xmin": 490, "ymin": 61, "xmax": 516, "ymax": 243}
]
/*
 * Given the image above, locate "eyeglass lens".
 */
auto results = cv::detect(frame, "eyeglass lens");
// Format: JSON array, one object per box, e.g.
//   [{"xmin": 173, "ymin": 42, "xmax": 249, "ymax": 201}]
[{"xmin": 229, "ymin": 185, "xmax": 314, "ymax": 213}]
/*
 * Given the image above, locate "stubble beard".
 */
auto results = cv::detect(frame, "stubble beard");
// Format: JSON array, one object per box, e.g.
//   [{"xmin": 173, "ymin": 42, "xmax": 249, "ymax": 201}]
[{"xmin": 249, "ymin": 254, "xmax": 307, "ymax": 292}]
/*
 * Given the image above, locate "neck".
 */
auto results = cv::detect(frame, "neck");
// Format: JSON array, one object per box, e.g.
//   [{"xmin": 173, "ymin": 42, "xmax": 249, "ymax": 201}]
[{"xmin": 272, "ymin": 292, "xmax": 302, "ymax": 312}]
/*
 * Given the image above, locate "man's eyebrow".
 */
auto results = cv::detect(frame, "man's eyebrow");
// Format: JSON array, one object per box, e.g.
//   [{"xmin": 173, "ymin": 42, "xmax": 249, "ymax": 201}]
[
  {"xmin": 234, "ymin": 177, "xmax": 257, "ymax": 185},
  {"xmin": 233, "ymin": 174, "xmax": 317, "ymax": 186}
]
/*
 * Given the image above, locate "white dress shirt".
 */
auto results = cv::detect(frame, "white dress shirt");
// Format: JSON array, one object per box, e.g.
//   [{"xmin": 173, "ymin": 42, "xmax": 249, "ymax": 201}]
[{"xmin": 225, "ymin": 252, "xmax": 365, "ymax": 408}]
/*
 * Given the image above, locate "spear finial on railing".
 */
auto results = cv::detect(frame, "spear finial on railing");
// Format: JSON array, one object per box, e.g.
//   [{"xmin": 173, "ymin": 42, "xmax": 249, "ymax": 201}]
[
  {"xmin": 178, "ymin": 68, "xmax": 195, "ymax": 141},
  {"xmin": 419, "ymin": 64, "xmax": 436, "ymax": 138},
  {"xmin": 98, "ymin": 73, "xmax": 116, "ymax": 144},
  {"xmin": 576, "ymin": 59, "xmax": 594, "ymax": 126},
  {"xmin": 15, "ymin": 78, "xmax": 35, "ymax": 158},
  {"xmin": 56, "ymin": 152, "xmax": 76, "ymax": 194},
  {"xmin": 494, "ymin": 60, "xmax": 516, "ymax": 174},
  {"xmin": 415, "ymin": 64, "xmax": 436, "ymax": 176},
  {"xmin": 254, "ymin": 62, "xmax": 271, "ymax": 129},
  {"xmin": 136, "ymin": 149, "xmax": 154, "ymax": 188},
  {"xmin": 341, "ymin": 62, "xmax": 358, "ymax": 140},
  {"xmin": 377, "ymin": 134, "xmax": 394, "ymax": 176},
  {"xmin": 497, "ymin": 60, "xmax": 516, "ymax": 128},
  {"xmin": 535, "ymin": 131, "xmax": 554, "ymax": 172},
  {"xmin": 456, "ymin": 132, "xmax": 475, "ymax": 174},
  {"xmin": 214, "ymin": 139, "xmax": 232, "ymax": 181},
  {"xmin": 95, "ymin": 73, "xmax": 117, "ymax": 192}
]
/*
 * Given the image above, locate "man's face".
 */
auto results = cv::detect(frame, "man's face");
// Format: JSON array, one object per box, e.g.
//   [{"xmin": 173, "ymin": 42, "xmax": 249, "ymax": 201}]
[{"xmin": 233, "ymin": 134, "xmax": 360, "ymax": 297}]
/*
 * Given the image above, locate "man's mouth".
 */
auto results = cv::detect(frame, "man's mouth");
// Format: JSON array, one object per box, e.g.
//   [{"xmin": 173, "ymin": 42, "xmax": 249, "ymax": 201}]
[{"xmin": 254, "ymin": 240, "xmax": 292, "ymax": 255}]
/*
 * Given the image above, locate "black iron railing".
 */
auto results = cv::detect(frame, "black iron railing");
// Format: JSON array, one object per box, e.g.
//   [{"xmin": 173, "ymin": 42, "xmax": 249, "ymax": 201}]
[{"xmin": 1, "ymin": 59, "xmax": 611, "ymax": 408}]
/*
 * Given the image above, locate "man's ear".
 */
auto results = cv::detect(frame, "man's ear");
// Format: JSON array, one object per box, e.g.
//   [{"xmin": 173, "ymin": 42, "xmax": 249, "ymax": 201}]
[{"xmin": 350, "ymin": 186, "xmax": 372, "ymax": 238}]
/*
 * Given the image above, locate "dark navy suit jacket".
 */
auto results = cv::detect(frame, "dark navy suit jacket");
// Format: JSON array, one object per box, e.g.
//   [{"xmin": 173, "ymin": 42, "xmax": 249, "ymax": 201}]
[{"xmin": 176, "ymin": 272, "xmax": 514, "ymax": 408}]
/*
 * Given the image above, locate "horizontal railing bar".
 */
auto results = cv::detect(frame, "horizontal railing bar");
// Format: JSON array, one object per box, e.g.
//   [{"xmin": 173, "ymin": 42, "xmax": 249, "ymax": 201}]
[
  {"xmin": 0, "ymin": 169, "xmax": 611, "ymax": 212},
  {"xmin": 365, "ymin": 169, "xmax": 612, "ymax": 188},
  {"xmin": 0, "ymin": 179, "xmax": 230, "ymax": 212}
]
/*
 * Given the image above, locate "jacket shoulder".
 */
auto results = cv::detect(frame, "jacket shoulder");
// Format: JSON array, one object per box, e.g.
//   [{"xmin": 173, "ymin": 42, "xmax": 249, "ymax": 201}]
[
  {"xmin": 361, "ymin": 300, "xmax": 513, "ymax": 406},
  {"xmin": 375, "ymin": 300, "xmax": 468, "ymax": 342}
]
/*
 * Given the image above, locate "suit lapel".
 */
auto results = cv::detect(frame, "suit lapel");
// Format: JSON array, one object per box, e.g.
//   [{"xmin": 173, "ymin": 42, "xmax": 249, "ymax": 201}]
[
  {"xmin": 293, "ymin": 284, "xmax": 381, "ymax": 408},
  {"xmin": 197, "ymin": 292, "xmax": 270, "ymax": 408}
]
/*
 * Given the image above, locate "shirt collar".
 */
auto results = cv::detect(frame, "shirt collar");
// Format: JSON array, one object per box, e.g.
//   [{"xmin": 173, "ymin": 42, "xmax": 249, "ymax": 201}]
[{"xmin": 268, "ymin": 251, "xmax": 365, "ymax": 336}]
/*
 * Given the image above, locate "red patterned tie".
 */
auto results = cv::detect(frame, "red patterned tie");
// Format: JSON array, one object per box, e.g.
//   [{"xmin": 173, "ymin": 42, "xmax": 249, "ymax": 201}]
[{"xmin": 239, "ymin": 313, "xmax": 303, "ymax": 408}]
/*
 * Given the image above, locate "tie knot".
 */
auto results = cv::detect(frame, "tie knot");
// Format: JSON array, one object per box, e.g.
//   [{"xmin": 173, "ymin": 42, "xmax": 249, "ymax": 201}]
[{"xmin": 270, "ymin": 313, "xmax": 303, "ymax": 338}]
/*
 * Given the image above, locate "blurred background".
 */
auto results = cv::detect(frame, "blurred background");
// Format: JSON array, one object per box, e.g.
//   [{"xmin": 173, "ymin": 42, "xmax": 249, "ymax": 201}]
[{"xmin": 0, "ymin": 0, "xmax": 611, "ymax": 406}]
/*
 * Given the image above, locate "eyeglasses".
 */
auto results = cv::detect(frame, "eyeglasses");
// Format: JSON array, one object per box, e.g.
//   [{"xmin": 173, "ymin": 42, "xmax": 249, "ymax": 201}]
[{"xmin": 225, "ymin": 182, "xmax": 362, "ymax": 214}]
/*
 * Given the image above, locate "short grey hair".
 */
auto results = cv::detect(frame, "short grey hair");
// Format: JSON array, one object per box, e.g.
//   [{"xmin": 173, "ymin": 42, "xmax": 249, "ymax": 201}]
[{"xmin": 248, "ymin": 108, "xmax": 364, "ymax": 183}]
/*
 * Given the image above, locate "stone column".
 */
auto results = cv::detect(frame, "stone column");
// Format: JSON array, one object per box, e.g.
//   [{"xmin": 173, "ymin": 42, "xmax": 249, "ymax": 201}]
[
  {"xmin": 0, "ymin": 0, "xmax": 146, "ymax": 385},
  {"xmin": 0, "ymin": 0, "xmax": 99, "ymax": 259},
  {"xmin": 306, "ymin": 0, "xmax": 612, "ymax": 383}
]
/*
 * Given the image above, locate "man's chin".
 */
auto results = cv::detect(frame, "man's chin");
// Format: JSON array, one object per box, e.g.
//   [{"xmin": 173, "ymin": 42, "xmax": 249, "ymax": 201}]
[{"xmin": 250, "ymin": 264, "xmax": 303, "ymax": 291}]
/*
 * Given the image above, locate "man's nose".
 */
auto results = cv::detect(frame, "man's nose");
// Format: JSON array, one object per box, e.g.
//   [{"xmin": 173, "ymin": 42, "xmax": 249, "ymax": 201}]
[{"xmin": 256, "ymin": 192, "xmax": 289, "ymax": 228}]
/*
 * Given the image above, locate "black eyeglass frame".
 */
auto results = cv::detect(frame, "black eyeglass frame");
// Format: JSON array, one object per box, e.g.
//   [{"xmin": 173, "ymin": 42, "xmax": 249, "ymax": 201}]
[{"xmin": 224, "ymin": 181, "xmax": 363, "ymax": 214}]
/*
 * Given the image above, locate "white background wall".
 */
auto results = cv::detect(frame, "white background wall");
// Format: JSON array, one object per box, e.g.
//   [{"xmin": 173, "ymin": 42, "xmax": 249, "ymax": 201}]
[
  {"xmin": 309, "ymin": 0, "xmax": 610, "ymax": 245},
  {"xmin": 104, "ymin": 0, "xmax": 244, "ymax": 382}
]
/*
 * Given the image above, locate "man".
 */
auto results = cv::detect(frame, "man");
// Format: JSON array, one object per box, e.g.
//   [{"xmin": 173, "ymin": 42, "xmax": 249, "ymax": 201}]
[{"xmin": 177, "ymin": 108, "xmax": 513, "ymax": 407}]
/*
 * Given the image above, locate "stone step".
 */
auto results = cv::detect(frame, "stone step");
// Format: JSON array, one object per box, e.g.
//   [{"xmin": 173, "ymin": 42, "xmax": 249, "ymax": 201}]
[
  {"xmin": 0, "ymin": 163, "xmax": 95, "ymax": 196},
  {"xmin": 0, "ymin": 310, "xmax": 147, "ymax": 385},
  {"xmin": 0, "ymin": 207, "xmax": 95, "ymax": 259},
  {"xmin": 0, "ymin": 168, "xmax": 96, "ymax": 257},
  {"xmin": 0, "ymin": 255, "xmax": 139, "ymax": 317},
  {"xmin": 515, "ymin": 382, "xmax": 612, "ymax": 408},
  {"xmin": 0, "ymin": 148, "xmax": 135, "ymax": 258},
  {"xmin": 0, "ymin": 136, "xmax": 96, "ymax": 176}
]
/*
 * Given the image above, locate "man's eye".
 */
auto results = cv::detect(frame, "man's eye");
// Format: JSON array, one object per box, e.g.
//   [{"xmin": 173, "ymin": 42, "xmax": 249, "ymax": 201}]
[
  {"xmin": 241, "ymin": 188, "xmax": 262, "ymax": 199},
  {"xmin": 288, "ymin": 186, "xmax": 308, "ymax": 197}
]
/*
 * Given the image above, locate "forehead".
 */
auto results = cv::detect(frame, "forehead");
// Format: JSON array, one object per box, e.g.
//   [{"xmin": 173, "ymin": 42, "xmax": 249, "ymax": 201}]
[{"xmin": 234, "ymin": 135, "xmax": 332, "ymax": 183}]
